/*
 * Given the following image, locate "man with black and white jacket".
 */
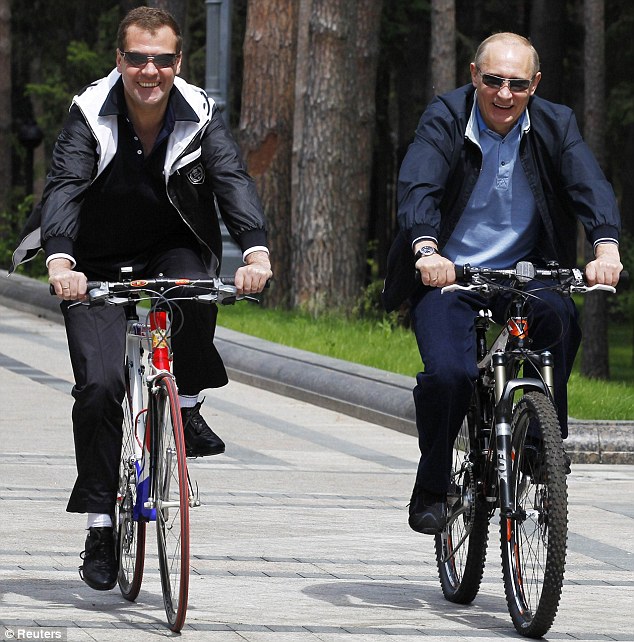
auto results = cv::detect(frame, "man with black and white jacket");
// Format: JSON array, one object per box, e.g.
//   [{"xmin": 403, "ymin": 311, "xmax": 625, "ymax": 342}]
[{"xmin": 13, "ymin": 7, "xmax": 271, "ymax": 591}]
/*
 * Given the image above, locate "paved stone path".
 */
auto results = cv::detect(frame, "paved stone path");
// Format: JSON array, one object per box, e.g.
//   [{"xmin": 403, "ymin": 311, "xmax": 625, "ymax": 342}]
[{"xmin": 1, "ymin": 305, "xmax": 633, "ymax": 641}]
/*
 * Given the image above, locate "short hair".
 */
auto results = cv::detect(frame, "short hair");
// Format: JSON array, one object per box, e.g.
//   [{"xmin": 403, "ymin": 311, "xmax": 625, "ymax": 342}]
[
  {"xmin": 474, "ymin": 32, "xmax": 540, "ymax": 76},
  {"xmin": 117, "ymin": 6, "xmax": 182, "ymax": 54}
]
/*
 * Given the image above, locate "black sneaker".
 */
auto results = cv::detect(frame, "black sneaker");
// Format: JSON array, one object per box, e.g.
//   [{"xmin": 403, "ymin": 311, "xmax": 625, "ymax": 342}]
[
  {"xmin": 408, "ymin": 485, "xmax": 447, "ymax": 535},
  {"xmin": 181, "ymin": 401, "xmax": 225, "ymax": 457},
  {"xmin": 79, "ymin": 527, "xmax": 117, "ymax": 591}
]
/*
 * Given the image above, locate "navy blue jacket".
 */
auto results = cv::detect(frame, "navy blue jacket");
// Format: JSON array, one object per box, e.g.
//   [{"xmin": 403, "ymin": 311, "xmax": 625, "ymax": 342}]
[{"xmin": 383, "ymin": 84, "xmax": 621, "ymax": 311}]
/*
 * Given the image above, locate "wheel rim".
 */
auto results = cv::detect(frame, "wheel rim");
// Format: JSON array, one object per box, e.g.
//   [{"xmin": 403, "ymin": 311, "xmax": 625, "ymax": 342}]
[
  {"xmin": 440, "ymin": 421, "xmax": 476, "ymax": 586},
  {"xmin": 154, "ymin": 380, "xmax": 189, "ymax": 631},
  {"xmin": 116, "ymin": 387, "xmax": 145, "ymax": 598}
]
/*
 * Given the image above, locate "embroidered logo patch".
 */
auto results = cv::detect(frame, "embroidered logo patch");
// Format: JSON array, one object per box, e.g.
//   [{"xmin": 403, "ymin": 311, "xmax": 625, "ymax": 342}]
[{"xmin": 187, "ymin": 164, "xmax": 205, "ymax": 184}]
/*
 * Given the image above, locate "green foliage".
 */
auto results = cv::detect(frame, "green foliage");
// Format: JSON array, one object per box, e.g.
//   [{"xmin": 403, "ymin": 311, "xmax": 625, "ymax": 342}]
[
  {"xmin": 0, "ymin": 195, "xmax": 36, "ymax": 272},
  {"xmin": 26, "ymin": 37, "xmax": 115, "ymax": 149}
]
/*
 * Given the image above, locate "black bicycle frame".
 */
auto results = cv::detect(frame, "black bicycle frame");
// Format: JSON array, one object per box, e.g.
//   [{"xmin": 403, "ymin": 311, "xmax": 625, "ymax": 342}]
[{"xmin": 476, "ymin": 295, "xmax": 555, "ymax": 519}]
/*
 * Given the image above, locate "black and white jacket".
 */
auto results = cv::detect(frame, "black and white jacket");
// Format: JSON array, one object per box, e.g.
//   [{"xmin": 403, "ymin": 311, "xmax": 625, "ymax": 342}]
[{"xmin": 12, "ymin": 68, "xmax": 267, "ymax": 276}]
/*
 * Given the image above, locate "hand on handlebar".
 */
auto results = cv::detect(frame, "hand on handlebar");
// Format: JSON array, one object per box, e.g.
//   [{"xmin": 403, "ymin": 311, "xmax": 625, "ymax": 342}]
[
  {"xmin": 48, "ymin": 258, "xmax": 88, "ymax": 301},
  {"xmin": 584, "ymin": 243, "xmax": 622, "ymax": 287},
  {"xmin": 415, "ymin": 251, "xmax": 456, "ymax": 288},
  {"xmin": 235, "ymin": 250, "xmax": 272, "ymax": 295}
]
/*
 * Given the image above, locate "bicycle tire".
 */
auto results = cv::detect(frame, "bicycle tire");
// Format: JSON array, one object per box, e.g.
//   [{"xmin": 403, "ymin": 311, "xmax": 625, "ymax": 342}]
[
  {"xmin": 500, "ymin": 391, "xmax": 567, "ymax": 638},
  {"xmin": 152, "ymin": 376, "xmax": 190, "ymax": 632},
  {"xmin": 116, "ymin": 367, "xmax": 146, "ymax": 601},
  {"xmin": 435, "ymin": 408, "xmax": 490, "ymax": 603}
]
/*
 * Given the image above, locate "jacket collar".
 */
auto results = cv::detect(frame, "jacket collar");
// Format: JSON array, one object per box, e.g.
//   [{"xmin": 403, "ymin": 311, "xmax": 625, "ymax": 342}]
[
  {"xmin": 465, "ymin": 90, "xmax": 531, "ymax": 147},
  {"xmin": 98, "ymin": 76, "xmax": 199, "ymax": 123}
]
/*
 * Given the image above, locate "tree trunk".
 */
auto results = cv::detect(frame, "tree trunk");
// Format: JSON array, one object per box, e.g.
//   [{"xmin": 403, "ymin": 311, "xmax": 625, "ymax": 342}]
[
  {"xmin": 0, "ymin": 0, "xmax": 11, "ymax": 213},
  {"xmin": 529, "ymin": 0, "xmax": 565, "ymax": 103},
  {"xmin": 581, "ymin": 0, "xmax": 610, "ymax": 379},
  {"xmin": 238, "ymin": 0, "xmax": 298, "ymax": 308},
  {"xmin": 291, "ymin": 0, "xmax": 382, "ymax": 313},
  {"xmin": 430, "ymin": 0, "xmax": 455, "ymax": 95},
  {"xmin": 146, "ymin": 0, "xmax": 190, "ymax": 78}
]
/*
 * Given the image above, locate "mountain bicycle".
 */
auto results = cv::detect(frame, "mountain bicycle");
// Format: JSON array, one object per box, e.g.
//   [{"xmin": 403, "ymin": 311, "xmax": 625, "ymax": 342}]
[
  {"xmin": 434, "ymin": 260, "xmax": 617, "ymax": 638},
  {"xmin": 79, "ymin": 272, "xmax": 245, "ymax": 632}
]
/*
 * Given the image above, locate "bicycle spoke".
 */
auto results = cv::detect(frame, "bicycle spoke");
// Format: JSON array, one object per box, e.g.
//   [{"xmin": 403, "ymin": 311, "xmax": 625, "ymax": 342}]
[{"xmin": 153, "ymin": 377, "xmax": 189, "ymax": 632}]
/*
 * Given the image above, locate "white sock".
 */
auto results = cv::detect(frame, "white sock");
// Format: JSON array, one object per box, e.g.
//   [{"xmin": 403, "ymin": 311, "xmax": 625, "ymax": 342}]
[
  {"xmin": 179, "ymin": 394, "xmax": 199, "ymax": 409},
  {"xmin": 87, "ymin": 513, "xmax": 112, "ymax": 529}
]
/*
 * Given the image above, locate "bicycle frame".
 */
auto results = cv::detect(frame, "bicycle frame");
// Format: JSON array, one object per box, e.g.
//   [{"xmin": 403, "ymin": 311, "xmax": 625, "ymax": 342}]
[
  {"xmin": 476, "ymin": 301, "xmax": 554, "ymax": 520},
  {"xmin": 122, "ymin": 304, "xmax": 173, "ymax": 522}
]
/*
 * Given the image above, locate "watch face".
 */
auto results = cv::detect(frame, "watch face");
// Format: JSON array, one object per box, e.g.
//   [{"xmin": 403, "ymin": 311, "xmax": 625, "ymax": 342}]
[{"xmin": 417, "ymin": 246, "xmax": 436, "ymax": 258}]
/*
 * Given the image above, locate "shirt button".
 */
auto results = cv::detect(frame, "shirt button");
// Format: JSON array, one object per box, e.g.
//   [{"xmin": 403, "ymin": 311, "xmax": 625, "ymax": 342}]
[
  {"xmin": 501, "ymin": 161, "xmax": 506, "ymax": 166},
  {"xmin": 137, "ymin": 149, "xmax": 142, "ymax": 155}
]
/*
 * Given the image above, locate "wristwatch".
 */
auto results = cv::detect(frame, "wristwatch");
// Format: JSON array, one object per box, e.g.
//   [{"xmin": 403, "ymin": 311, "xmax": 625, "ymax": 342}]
[{"xmin": 414, "ymin": 246, "xmax": 439, "ymax": 260}]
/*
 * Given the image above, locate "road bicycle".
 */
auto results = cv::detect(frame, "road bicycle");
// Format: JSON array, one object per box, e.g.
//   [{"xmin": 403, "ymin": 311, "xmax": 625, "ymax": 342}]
[
  {"xmin": 434, "ymin": 261, "xmax": 617, "ymax": 638},
  {"xmin": 80, "ymin": 272, "xmax": 244, "ymax": 632}
]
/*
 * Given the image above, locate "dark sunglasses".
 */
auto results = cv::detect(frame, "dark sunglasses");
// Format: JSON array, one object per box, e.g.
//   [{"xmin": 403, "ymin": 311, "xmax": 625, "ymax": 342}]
[
  {"xmin": 120, "ymin": 50, "xmax": 179, "ymax": 68},
  {"xmin": 478, "ymin": 69, "xmax": 533, "ymax": 92}
]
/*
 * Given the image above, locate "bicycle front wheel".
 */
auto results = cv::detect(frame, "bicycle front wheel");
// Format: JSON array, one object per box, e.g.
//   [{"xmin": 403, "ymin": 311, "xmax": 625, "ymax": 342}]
[
  {"xmin": 435, "ymin": 410, "xmax": 490, "ymax": 604},
  {"xmin": 501, "ymin": 391, "xmax": 568, "ymax": 638},
  {"xmin": 116, "ymin": 367, "xmax": 146, "ymax": 601},
  {"xmin": 152, "ymin": 376, "xmax": 190, "ymax": 632}
]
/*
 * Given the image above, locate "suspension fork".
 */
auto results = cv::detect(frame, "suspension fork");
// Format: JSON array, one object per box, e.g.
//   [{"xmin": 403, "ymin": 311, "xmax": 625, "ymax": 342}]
[
  {"xmin": 493, "ymin": 352, "xmax": 552, "ymax": 518},
  {"xmin": 492, "ymin": 352, "xmax": 514, "ymax": 516}
]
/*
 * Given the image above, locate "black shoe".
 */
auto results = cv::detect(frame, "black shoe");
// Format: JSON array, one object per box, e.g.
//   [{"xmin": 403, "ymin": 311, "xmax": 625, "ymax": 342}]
[
  {"xmin": 408, "ymin": 485, "xmax": 447, "ymax": 535},
  {"xmin": 79, "ymin": 527, "xmax": 117, "ymax": 591},
  {"xmin": 181, "ymin": 401, "xmax": 225, "ymax": 457}
]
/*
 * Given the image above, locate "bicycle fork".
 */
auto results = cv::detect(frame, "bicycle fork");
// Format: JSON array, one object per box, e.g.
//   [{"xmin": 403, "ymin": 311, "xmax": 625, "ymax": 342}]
[{"xmin": 492, "ymin": 351, "xmax": 554, "ymax": 518}]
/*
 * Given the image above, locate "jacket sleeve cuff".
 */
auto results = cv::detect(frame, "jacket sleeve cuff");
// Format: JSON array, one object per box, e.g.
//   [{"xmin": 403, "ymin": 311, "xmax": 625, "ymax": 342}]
[
  {"xmin": 237, "ymin": 228, "xmax": 268, "ymax": 254},
  {"xmin": 44, "ymin": 236, "xmax": 75, "ymax": 259},
  {"xmin": 589, "ymin": 225, "xmax": 619, "ymax": 247},
  {"xmin": 409, "ymin": 224, "xmax": 438, "ymax": 250}
]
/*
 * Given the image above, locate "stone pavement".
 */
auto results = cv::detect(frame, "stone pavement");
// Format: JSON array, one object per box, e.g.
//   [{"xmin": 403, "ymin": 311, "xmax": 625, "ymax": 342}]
[{"xmin": 1, "ymin": 302, "xmax": 634, "ymax": 641}]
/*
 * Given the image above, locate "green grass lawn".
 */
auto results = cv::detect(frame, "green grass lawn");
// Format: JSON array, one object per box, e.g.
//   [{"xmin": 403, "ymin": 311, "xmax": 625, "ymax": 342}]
[{"xmin": 217, "ymin": 303, "xmax": 634, "ymax": 421}]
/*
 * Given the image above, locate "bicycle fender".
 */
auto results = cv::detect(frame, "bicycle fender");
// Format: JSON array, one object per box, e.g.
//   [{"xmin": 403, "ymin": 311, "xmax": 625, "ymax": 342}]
[{"xmin": 494, "ymin": 378, "xmax": 549, "ymax": 424}]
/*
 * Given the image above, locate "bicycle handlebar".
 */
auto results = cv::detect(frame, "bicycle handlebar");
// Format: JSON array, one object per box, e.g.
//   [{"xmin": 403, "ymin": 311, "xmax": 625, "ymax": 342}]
[
  {"xmin": 50, "ymin": 276, "xmax": 247, "ymax": 305},
  {"xmin": 444, "ymin": 261, "xmax": 618, "ymax": 295}
]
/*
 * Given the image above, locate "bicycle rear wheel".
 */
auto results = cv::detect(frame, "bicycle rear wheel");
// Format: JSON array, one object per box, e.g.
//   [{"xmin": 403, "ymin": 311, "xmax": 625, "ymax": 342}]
[
  {"xmin": 116, "ymin": 367, "xmax": 146, "ymax": 601},
  {"xmin": 501, "ymin": 391, "xmax": 567, "ymax": 638},
  {"xmin": 435, "ymin": 408, "xmax": 490, "ymax": 603},
  {"xmin": 152, "ymin": 376, "xmax": 190, "ymax": 632}
]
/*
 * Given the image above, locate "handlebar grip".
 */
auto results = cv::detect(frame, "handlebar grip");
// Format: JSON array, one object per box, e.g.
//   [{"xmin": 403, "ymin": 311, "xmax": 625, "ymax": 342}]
[
  {"xmin": 454, "ymin": 264, "xmax": 466, "ymax": 280},
  {"xmin": 49, "ymin": 281, "xmax": 103, "ymax": 295}
]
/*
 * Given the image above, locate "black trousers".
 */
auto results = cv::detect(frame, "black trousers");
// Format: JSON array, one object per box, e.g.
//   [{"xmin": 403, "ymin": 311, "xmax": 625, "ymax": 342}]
[
  {"xmin": 409, "ymin": 281, "xmax": 581, "ymax": 496},
  {"xmin": 63, "ymin": 247, "xmax": 228, "ymax": 514}
]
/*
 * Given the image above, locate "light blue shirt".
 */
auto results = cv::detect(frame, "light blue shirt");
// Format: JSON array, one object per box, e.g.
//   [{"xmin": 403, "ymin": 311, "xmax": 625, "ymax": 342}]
[{"xmin": 442, "ymin": 99, "xmax": 539, "ymax": 268}]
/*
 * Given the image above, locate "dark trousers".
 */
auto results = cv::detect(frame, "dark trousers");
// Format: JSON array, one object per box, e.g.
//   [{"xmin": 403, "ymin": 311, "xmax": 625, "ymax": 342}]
[
  {"xmin": 410, "ymin": 282, "xmax": 581, "ymax": 495},
  {"xmin": 63, "ymin": 247, "xmax": 228, "ymax": 514}
]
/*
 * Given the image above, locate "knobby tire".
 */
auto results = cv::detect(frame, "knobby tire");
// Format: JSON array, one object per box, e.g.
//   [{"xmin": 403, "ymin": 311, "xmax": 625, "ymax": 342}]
[
  {"xmin": 501, "ymin": 391, "xmax": 568, "ymax": 638},
  {"xmin": 435, "ymin": 407, "xmax": 490, "ymax": 604}
]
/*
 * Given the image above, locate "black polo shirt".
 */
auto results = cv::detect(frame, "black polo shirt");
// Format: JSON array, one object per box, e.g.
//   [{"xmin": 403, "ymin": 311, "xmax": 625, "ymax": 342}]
[{"xmin": 74, "ymin": 78, "xmax": 198, "ymax": 279}]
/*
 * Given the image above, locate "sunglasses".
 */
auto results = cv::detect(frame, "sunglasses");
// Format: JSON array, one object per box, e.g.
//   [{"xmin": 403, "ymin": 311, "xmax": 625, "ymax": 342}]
[
  {"xmin": 120, "ymin": 50, "xmax": 179, "ymax": 68},
  {"xmin": 478, "ymin": 69, "xmax": 533, "ymax": 92}
]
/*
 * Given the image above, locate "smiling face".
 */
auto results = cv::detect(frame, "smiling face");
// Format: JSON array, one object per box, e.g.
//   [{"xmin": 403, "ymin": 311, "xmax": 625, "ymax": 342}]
[
  {"xmin": 470, "ymin": 39, "xmax": 541, "ymax": 136},
  {"xmin": 116, "ymin": 24, "xmax": 181, "ymax": 122}
]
